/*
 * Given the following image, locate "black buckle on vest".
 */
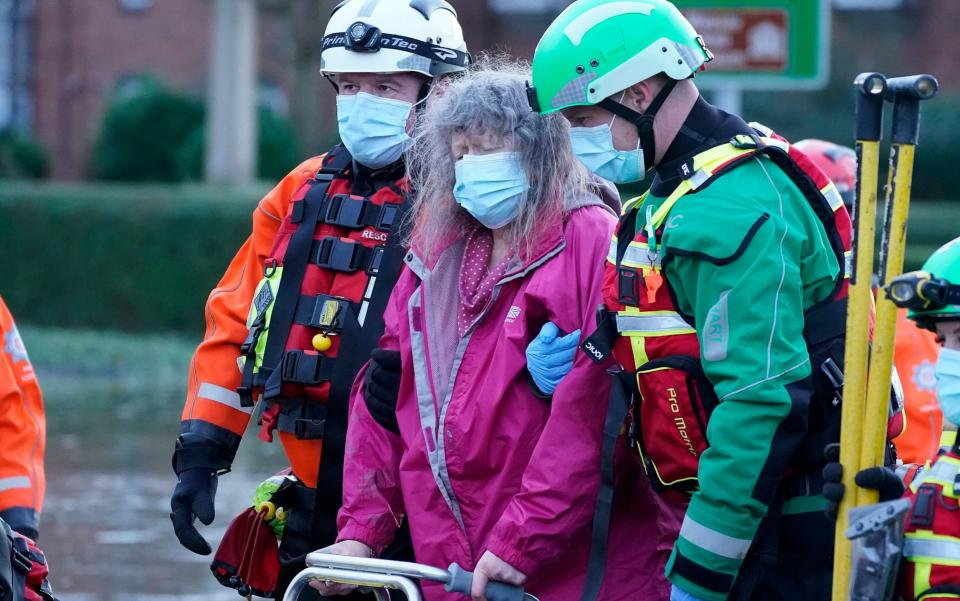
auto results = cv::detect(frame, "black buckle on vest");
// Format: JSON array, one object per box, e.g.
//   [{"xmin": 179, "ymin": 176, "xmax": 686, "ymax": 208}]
[
  {"xmin": 239, "ymin": 324, "xmax": 262, "ymax": 356},
  {"xmin": 618, "ymin": 267, "xmax": 640, "ymax": 306},
  {"xmin": 237, "ymin": 385, "xmax": 255, "ymax": 408},
  {"xmin": 312, "ymin": 237, "xmax": 369, "ymax": 272},
  {"xmin": 324, "ymin": 194, "xmax": 371, "ymax": 229},
  {"xmin": 322, "ymin": 194, "xmax": 399, "ymax": 232},
  {"xmin": 367, "ymin": 246, "xmax": 385, "ymax": 275},
  {"xmin": 281, "ymin": 350, "xmax": 333, "ymax": 386},
  {"xmin": 295, "ymin": 294, "xmax": 355, "ymax": 332},
  {"xmin": 12, "ymin": 537, "xmax": 32, "ymax": 574},
  {"xmin": 730, "ymin": 133, "xmax": 763, "ymax": 150}
]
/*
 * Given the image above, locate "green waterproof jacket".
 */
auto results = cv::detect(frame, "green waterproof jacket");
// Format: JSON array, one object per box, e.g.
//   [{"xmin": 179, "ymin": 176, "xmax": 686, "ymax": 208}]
[{"xmin": 647, "ymin": 155, "xmax": 841, "ymax": 600}]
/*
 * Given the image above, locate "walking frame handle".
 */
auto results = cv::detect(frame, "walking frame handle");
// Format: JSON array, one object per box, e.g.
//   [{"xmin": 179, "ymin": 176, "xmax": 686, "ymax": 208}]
[
  {"xmin": 853, "ymin": 72, "xmax": 887, "ymax": 142},
  {"xmin": 885, "ymin": 74, "xmax": 939, "ymax": 145},
  {"xmin": 282, "ymin": 553, "xmax": 537, "ymax": 601}
]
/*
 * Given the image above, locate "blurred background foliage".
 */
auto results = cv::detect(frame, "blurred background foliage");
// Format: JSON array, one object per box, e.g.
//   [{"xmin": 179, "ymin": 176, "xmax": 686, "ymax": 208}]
[{"xmin": 92, "ymin": 75, "xmax": 300, "ymax": 183}]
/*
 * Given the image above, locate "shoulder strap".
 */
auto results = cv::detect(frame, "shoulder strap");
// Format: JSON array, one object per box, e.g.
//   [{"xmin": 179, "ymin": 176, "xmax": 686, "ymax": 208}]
[
  {"xmin": 578, "ymin": 371, "xmax": 634, "ymax": 601},
  {"xmin": 258, "ymin": 146, "xmax": 352, "ymax": 400},
  {"xmin": 310, "ymin": 181, "xmax": 415, "ymax": 548}
]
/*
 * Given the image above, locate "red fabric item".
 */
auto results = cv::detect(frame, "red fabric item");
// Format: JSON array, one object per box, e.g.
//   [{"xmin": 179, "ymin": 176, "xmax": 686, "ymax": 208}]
[
  {"xmin": 899, "ymin": 451, "xmax": 960, "ymax": 600},
  {"xmin": 13, "ymin": 533, "xmax": 55, "ymax": 601},
  {"xmin": 211, "ymin": 507, "xmax": 280, "ymax": 598},
  {"xmin": 634, "ymin": 359, "xmax": 717, "ymax": 490},
  {"xmin": 457, "ymin": 228, "xmax": 512, "ymax": 337}
]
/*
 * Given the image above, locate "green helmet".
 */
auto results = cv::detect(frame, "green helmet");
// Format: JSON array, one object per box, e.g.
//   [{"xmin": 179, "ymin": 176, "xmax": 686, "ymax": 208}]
[
  {"xmin": 529, "ymin": 0, "xmax": 712, "ymax": 115},
  {"xmin": 908, "ymin": 236, "xmax": 960, "ymax": 329}
]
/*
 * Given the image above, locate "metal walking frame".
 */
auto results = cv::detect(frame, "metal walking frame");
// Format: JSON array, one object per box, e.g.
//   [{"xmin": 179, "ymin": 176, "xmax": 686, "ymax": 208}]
[{"xmin": 283, "ymin": 553, "xmax": 539, "ymax": 601}]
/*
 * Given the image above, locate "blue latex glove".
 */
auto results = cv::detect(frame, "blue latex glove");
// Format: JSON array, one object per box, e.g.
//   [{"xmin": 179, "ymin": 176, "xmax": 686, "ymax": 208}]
[
  {"xmin": 525, "ymin": 322, "xmax": 581, "ymax": 395},
  {"xmin": 670, "ymin": 585, "xmax": 708, "ymax": 601}
]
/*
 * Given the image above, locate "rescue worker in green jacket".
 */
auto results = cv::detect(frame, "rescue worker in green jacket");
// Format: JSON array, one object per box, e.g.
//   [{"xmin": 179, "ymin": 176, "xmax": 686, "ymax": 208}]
[{"xmin": 530, "ymin": 1, "xmax": 853, "ymax": 599}]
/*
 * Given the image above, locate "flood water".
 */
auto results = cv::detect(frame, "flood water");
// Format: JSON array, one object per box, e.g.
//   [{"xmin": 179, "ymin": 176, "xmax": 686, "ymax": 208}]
[{"xmin": 25, "ymin": 327, "xmax": 289, "ymax": 600}]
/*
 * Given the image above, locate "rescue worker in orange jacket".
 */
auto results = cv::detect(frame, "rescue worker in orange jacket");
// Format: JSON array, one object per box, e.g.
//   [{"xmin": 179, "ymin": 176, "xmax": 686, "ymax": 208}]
[
  {"xmin": 0, "ymin": 295, "xmax": 45, "ymax": 542},
  {"xmin": 168, "ymin": 2, "xmax": 471, "ymax": 598},
  {"xmin": 796, "ymin": 139, "xmax": 943, "ymax": 464}
]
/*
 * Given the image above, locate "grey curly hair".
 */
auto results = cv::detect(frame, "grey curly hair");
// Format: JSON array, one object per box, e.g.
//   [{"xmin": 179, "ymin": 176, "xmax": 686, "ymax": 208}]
[{"xmin": 406, "ymin": 59, "xmax": 591, "ymax": 260}]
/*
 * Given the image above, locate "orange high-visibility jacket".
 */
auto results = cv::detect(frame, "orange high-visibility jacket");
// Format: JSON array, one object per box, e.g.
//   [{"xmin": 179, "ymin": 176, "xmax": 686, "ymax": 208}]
[
  {"xmin": 893, "ymin": 308, "xmax": 942, "ymax": 464},
  {"xmin": 0, "ymin": 295, "xmax": 46, "ymax": 538},
  {"xmin": 181, "ymin": 157, "xmax": 329, "ymax": 486}
]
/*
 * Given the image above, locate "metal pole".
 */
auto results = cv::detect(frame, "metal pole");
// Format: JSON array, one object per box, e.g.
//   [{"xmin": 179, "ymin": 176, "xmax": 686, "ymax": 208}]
[{"xmin": 205, "ymin": 0, "xmax": 257, "ymax": 184}]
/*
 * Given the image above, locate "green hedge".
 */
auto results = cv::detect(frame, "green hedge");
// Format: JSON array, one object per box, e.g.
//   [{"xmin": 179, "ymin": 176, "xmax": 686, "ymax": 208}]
[
  {"xmin": 0, "ymin": 183, "xmax": 956, "ymax": 335},
  {"xmin": 0, "ymin": 181, "xmax": 267, "ymax": 334}
]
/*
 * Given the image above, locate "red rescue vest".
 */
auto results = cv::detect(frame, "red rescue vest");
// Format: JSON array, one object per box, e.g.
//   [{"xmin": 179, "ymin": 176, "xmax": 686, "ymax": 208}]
[
  {"xmin": 900, "ymin": 438, "xmax": 960, "ymax": 600},
  {"xmin": 238, "ymin": 146, "xmax": 410, "ymax": 439},
  {"xmin": 591, "ymin": 129, "xmax": 853, "ymax": 490}
]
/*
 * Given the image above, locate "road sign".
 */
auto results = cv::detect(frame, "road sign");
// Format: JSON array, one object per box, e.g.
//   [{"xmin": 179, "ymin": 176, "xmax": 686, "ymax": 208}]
[{"xmin": 673, "ymin": 0, "xmax": 831, "ymax": 90}]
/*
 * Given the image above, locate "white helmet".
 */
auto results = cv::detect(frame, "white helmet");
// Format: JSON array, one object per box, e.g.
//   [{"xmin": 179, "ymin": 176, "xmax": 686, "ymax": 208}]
[{"xmin": 320, "ymin": 0, "xmax": 470, "ymax": 78}]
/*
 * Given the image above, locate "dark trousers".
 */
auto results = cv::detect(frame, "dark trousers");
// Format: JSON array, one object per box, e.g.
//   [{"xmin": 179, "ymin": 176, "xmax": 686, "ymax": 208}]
[{"xmin": 730, "ymin": 468, "xmax": 834, "ymax": 601}]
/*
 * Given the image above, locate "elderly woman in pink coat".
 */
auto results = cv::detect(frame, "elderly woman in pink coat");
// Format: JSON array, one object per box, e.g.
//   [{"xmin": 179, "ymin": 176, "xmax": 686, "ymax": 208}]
[{"xmin": 316, "ymin": 65, "xmax": 681, "ymax": 601}]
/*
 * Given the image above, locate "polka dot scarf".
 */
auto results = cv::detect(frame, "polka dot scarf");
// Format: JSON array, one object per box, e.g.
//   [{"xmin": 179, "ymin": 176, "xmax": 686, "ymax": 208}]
[{"xmin": 457, "ymin": 227, "xmax": 513, "ymax": 337}]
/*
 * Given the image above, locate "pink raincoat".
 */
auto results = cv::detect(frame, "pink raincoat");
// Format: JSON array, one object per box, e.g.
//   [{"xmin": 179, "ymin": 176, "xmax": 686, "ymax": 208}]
[{"xmin": 338, "ymin": 189, "xmax": 682, "ymax": 600}]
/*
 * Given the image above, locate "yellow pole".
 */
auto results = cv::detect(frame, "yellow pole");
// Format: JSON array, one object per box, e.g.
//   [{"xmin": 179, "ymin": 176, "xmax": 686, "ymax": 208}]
[
  {"xmin": 833, "ymin": 73, "xmax": 937, "ymax": 601},
  {"xmin": 859, "ymin": 142, "xmax": 915, "ymax": 503},
  {"xmin": 831, "ymin": 73, "xmax": 886, "ymax": 601}
]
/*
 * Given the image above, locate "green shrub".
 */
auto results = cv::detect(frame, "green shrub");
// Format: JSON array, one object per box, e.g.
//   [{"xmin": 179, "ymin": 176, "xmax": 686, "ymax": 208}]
[
  {"xmin": 174, "ymin": 108, "xmax": 302, "ymax": 183},
  {"xmin": 0, "ymin": 132, "xmax": 50, "ymax": 179},
  {"xmin": 0, "ymin": 182, "xmax": 266, "ymax": 334},
  {"xmin": 92, "ymin": 76, "xmax": 205, "ymax": 182},
  {"xmin": 92, "ymin": 75, "xmax": 301, "ymax": 183}
]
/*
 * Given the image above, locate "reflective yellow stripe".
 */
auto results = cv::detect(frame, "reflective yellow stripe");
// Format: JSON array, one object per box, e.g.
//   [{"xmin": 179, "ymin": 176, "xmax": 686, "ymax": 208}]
[
  {"xmin": 913, "ymin": 559, "xmax": 933, "ymax": 599},
  {"xmin": 649, "ymin": 145, "xmax": 757, "ymax": 229},
  {"xmin": 941, "ymin": 431, "xmax": 957, "ymax": 449},
  {"xmin": 623, "ymin": 194, "xmax": 645, "ymax": 215},
  {"xmin": 822, "ymin": 182, "xmax": 845, "ymax": 212}
]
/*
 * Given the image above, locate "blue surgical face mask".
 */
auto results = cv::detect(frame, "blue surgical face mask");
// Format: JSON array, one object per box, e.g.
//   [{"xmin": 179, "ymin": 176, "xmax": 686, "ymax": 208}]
[
  {"xmin": 569, "ymin": 121, "xmax": 645, "ymax": 184},
  {"xmin": 937, "ymin": 346, "xmax": 960, "ymax": 426},
  {"xmin": 336, "ymin": 92, "xmax": 413, "ymax": 169},
  {"xmin": 453, "ymin": 152, "xmax": 530, "ymax": 230}
]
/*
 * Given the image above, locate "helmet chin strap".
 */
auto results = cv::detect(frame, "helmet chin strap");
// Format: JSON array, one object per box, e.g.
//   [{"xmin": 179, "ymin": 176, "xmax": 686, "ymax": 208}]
[{"xmin": 596, "ymin": 78, "xmax": 677, "ymax": 166}]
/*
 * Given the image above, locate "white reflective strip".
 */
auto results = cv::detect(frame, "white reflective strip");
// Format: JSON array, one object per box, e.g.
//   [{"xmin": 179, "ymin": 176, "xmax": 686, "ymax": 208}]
[
  {"xmin": 616, "ymin": 312, "xmax": 692, "ymax": 334},
  {"xmin": 198, "ymin": 382, "xmax": 252, "ymax": 415},
  {"xmin": 563, "ymin": 2, "xmax": 654, "ymax": 45},
  {"xmin": 688, "ymin": 169, "xmax": 710, "ymax": 190},
  {"xmin": 748, "ymin": 121, "xmax": 774, "ymax": 137},
  {"xmin": 904, "ymin": 538, "xmax": 960, "ymax": 560},
  {"xmin": 764, "ymin": 137, "xmax": 790, "ymax": 152},
  {"xmin": 0, "ymin": 476, "xmax": 31, "ymax": 493},
  {"xmin": 844, "ymin": 251, "xmax": 854, "ymax": 279},
  {"xmin": 923, "ymin": 459, "xmax": 960, "ymax": 485},
  {"xmin": 822, "ymin": 184, "xmax": 845, "ymax": 212},
  {"xmin": 621, "ymin": 243, "xmax": 661, "ymax": 268},
  {"xmin": 607, "ymin": 238, "xmax": 618, "ymax": 264},
  {"xmin": 680, "ymin": 515, "xmax": 753, "ymax": 560}
]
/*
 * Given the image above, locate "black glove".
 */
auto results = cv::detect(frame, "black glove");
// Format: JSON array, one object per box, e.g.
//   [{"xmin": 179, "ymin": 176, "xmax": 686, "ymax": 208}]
[
  {"xmin": 822, "ymin": 443, "xmax": 906, "ymax": 520},
  {"xmin": 169, "ymin": 434, "xmax": 233, "ymax": 555},
  {"xmin": 364, "ymin": 348, "xmax": 402, "ymax": 434}
]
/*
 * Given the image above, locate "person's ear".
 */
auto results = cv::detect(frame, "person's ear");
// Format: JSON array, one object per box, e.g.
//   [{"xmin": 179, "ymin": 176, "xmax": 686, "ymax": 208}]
[{"xmin": 623, "ymin": 79, "xmax": 658, "ymax": 112}]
